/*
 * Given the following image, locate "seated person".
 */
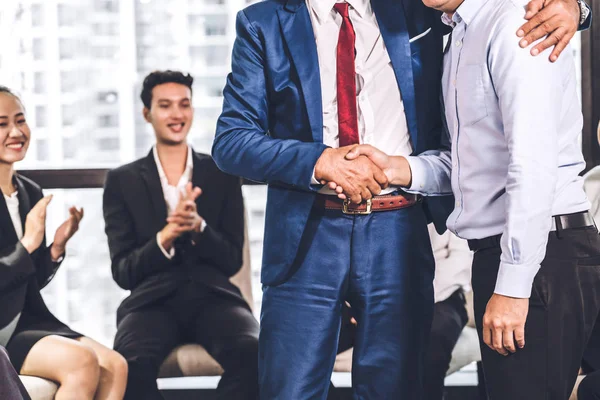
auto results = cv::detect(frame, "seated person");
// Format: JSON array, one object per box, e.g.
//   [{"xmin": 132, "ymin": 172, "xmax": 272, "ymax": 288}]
[
  {"xmin": 103, "ymin": 71, "xmax": 258, "ymax": 400},
  {"xmin": 335, "ymin": 225, "xmax": 472, "ymax": 400},
  {"xmin": 0, "ymin": 86, "xmax": 127, "ymax": 400},
  {"xmin": 0, "ymin": 346, "xmax": 30, "ymax": 400}
]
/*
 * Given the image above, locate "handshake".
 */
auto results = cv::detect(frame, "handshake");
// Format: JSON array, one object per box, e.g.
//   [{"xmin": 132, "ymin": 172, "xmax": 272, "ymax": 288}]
[{"xmin": 314, "ymin": 145, "xmax": 412, "ymax": 204}]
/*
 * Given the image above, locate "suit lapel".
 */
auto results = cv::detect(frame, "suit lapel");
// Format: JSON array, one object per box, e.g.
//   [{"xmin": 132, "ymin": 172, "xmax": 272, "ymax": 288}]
[
  {"xmin": 371, "ymin": 0, "xmax": 419, "ymax": 149},
  {"xmin": 191, "ymin": 151, "xmax": 209, "ymax": 213},
  {"xmin": 140, "ymin": 151, "xmax": 168, "ymax": 228},
  {"xmin": 277, "ymin": 0, "xmax": 323, "ymax": 143},
  {"xmin": 0, "ymin": 187, "xmax": 17, "ymax": 246},
  {"xmin": 14, "ymin": 175, "xmax": 31, "ymax": 229}
]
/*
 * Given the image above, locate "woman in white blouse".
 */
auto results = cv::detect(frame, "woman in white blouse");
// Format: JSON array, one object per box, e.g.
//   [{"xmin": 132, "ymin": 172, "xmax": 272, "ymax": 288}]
[{"xmin": 0, "ymin": 87, "xmax": 127, "ymax": 399}]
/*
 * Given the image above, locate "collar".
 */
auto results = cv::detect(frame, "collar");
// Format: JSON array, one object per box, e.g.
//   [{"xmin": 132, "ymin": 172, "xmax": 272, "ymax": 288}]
[
  {"xmin": 307, "ymin": 0, "xmax": 369, "ymax": 22},
  {"xmin": 152, "ymin": 144, "xmax": 193, "ymax": 182},
  {"xmin": 454, "ymin": 0, "xmax": 488, "ymax": 26}
]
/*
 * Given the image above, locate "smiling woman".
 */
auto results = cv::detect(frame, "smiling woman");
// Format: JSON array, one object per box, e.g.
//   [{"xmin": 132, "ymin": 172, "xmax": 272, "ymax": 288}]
[{"xmin": 0, "ymin": 87, "xmax": 128, "ymax": 400}]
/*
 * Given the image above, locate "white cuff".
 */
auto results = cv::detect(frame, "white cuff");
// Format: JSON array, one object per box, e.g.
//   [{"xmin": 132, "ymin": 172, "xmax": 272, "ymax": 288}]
[
  {"xmin": 200, "ymin": 220, "xmax": 207, "ymax": 233},
  {"xmin": 493, "ymin": 261, "xmax": 541, "ymax": 299},
  {"xmin": 405, "ymin": 156, "xmax": 427, "ymax": 192},
  {"xmin": 156, "ymin": 232, "xmax": 175, "ymax": 260},
  {"xmin": 311, "ymin": 168, "xmax": 320, "ymax": 185}
]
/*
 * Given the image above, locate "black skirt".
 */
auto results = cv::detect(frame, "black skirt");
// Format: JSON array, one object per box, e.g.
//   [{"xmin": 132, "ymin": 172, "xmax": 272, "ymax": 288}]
[{"xmin": 5, "ymin": 308, "xmax": 82, "ymax": 372}]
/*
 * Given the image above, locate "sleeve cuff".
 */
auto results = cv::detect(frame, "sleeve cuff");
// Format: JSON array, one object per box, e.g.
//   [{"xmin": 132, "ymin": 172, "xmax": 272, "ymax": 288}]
[
  {"xmin": 493, "ymin": 261, "xmax": 541, "ymax": 298},
  {"xmin": 405, "ymin": 156, "xmax": 428, "ymax": 192},
  {"xmin": 200, "ymin": 220, "xmax": 207, "ymax": 233},
  {"xmin": 311, "ymin": 168, "xmax": 320, "ymax": 185},
  {"xmin": 156, "ymin": 232, "xmax": 175, "ymax": 260}
]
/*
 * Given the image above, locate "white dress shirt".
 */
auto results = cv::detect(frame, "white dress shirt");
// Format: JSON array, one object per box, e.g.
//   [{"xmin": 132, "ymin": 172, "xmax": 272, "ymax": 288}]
[
  {"xmin": 154, "ymin": 145, "xmax": 206, "ymax": 259},
  {"xmin": 441, "ymin": 0, "xmax": 589, "ymax": 298},
  {"xmin": 306, "ymin": 0, "xmax": 413, "ymax": 195}
]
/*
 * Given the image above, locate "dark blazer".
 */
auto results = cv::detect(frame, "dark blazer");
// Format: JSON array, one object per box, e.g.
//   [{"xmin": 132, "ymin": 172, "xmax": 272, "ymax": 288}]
[
  {"xmin": 213, "ymin": 0, "xmax": 455, "ymax": 286},
  {"xmin": 0, "ymin": 175, "xmax": 62, "ymax": 329},
  {"xmin": 103, "ymin": 149, "xmax": 246, "ymax": 323}
]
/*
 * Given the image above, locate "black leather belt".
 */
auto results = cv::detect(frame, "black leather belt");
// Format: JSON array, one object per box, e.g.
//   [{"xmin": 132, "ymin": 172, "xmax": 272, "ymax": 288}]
[{"xmin": 468, "ymin": 211, "xmax": 596, "ymax": 252}]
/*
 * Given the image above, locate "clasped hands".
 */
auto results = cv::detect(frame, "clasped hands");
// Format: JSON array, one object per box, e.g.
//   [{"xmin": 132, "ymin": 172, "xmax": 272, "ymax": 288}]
[
  {"xmin": 159, "ymin": 183, "xmax": 204, "ymax": 251},
  {"xmin": 314, "ymin": 145, "xmax": 409, "ymax": 204}
]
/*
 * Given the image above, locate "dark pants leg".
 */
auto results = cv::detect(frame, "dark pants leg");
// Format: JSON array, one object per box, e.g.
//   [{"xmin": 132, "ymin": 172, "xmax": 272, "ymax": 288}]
[
  {"xmin": 114, "ymin": 308, "xmax": 182, "ymax": 400},
  {"xmin": 192, "ymin": 294, "xmax": 259, "ymax": 400},
  {"xmin": 0, "ymin": 346, "xmax": 30, "ymax": 400},
  {"xmin": 349, "ymin": 204, "xmax": 435, "ymax": 399},
  {"xmin": 472, "ymin": 227, "xmax": 600, "ymax": 400},
  {"xmin": 580, "ymin": 371, "xmax": 600, "ymax": 400},
  {"xmin": 259, "ymin": 203, "xmax": 435, "ymax": 400},
  {"xmin": 423, "ymin": 290, "xmax": 468, "ymax": 400}
]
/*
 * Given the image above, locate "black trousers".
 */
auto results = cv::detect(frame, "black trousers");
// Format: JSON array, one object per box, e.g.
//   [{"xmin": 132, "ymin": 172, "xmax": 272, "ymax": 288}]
[
  {"xmin": 114, "ymin": 282, "xmax": 259, "ymax": 400},
  {"xmin": 330, "ymin": 290, "xmax": 468, "ymax": 400},
  {"xmin": 424, "ymin": 289, "xmax": 469, "ymax": 400},
  {"xmin": 472, "ymin": 227, "xmax": 600, "ymax": 400},
  {"xmin": 0, "ymin": 346, "xmax": 30, "ymax": 400}
]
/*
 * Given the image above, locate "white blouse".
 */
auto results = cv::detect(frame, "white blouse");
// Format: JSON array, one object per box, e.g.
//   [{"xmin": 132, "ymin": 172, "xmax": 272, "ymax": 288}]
[{"xmin": 4, "ymin": 191, "xmax": 23, "ymax": 239}]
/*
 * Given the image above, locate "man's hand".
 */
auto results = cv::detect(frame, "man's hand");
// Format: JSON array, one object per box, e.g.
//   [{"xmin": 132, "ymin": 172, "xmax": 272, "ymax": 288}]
[
  {"xmin": 314, "ymin": 147, "xmax": 388, "ymax": 204},
  {"xmin": 167, "ymin": 183, "xmax": 204, "ymax": 233},
  {"xmin": 160, "ymin": 183, "xmax": 203, "ymax": 251},
  {"xmin": 51, "ymin": 206, "xmax": 84, "ymax": 260},
  {"xmin": 482, "ymin": 294, "xmax": 529, "ymax": 356},
  {"xmin": 21, "ymin": 195, "xmax": 53, "ymax": 254},
  {"xmin": 518, "ymin": 0, "xmax": 581, "ymax": 62}
]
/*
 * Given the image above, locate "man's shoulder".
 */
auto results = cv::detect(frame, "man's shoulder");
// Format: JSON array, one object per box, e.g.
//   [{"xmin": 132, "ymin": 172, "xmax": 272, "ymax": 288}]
[
  {"xmin": 241, "ymin": 0, "xmax": 288, "ymax": 22},
  {"xmin": 483, "ymin": 0, "xmax": 528, "ymax": 36}
]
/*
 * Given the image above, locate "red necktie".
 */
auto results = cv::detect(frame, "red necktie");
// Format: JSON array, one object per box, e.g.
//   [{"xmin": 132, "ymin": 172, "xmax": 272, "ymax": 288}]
[{"xmin": 334, "ymin": 2, "xmax": 359, "ymax": 147}]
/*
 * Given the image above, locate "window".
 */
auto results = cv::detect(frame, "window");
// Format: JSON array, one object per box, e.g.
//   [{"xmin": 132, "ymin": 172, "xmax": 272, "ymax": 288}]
[
  {"xmin": 62, "ymin": 104, "xmax": 77, "ymax": 127},
  {"xmin": 94, "ymin": 0, "xmax": 119, "ymax": 12},
  {"xmin": 60, "ymin": 71, "xmax": 77, "ymax": 93},
  {"xmin": 98, "ymin": 114, "xmax": 118, "ymax": 128},
  {"xmin": 97, "ymin": 91, "xmax": 118, "ymax": 104},
  {"xmin": 32, "ymin": 38, "xmax": 44, "ymax": 60},
  {"xmin": 97, "ymin": 137, "xmax": 119, "ymax": 151},
  {"xmin": 35, "ymin": 105, "xmax": 47, "ymax": 128},
  {"xmin": 92, "ymin": 22, "xmax": 118, "ymax": 36},
  {"xmin": 33, "ymin": 71, "xmax": 46, "ymax": 94},
  {"xmin": 189, "ymin": 45, "xmax": 229, "ymax": 68},
  {"xmin": 59, "ymin": 38, "xmax": 77, "ymax": 60},
  {"xmin": 36, "ymin": 138, "xmax": 49, "ymax": 162},
  {"xmin": 31, "ymin": 4, "xmax": 44, "ymax": 27},
  {"xmin": 58, "ymin": 4, "xmax": 77, "ymax": 27}
]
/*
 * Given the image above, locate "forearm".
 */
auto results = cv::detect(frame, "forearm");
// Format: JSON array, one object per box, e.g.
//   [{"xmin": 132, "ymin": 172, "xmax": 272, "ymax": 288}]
[
  {"xmin": 0, "ymin": 242, "xmax": 36, "ymax": 292},
  {"xmin": 191, "ymin": 226, "xmax": 243, "ymax": 277},
  {"xmin": 403, "ymin": 149, "xmax": 453, "ymax": 195}
]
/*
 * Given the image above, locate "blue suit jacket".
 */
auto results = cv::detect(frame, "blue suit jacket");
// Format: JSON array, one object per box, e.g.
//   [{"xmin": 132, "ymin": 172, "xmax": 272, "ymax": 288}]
[{"xmin": 213, "ymin": 0, "xmax": 454, "ymax": 286}]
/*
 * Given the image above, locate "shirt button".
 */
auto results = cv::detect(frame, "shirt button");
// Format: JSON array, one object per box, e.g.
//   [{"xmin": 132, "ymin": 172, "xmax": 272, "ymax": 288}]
[
  {"xmin": 452, "ymin": 79, "xmax": 457, "ymax": 86},
  {"xmin": 455, "ymin": 201, "xmax": 461, "ymax": 207},
  {"xmin": 455, "ymin": 40, "xmax": 462, "ymax": 47}
]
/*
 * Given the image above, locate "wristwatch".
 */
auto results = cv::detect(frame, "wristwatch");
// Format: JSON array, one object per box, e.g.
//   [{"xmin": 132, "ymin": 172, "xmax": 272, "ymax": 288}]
[{"xmin": 578, "ymin": 0, "xmax": 591, "ymax": 26}]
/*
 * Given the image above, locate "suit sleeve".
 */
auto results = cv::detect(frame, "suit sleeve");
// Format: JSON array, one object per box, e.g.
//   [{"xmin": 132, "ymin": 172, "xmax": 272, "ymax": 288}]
[
  {"xmin": 212, "ymin": 10, "xmax": 328, "ymax": 191},
  {"xmin": 103, "ymin": 169, "xmax": 173, "ymax": 290},
  {"xmin": 34, "ymin": 238, "xmax": 61, "ymax": 289},
  {"xmin": 0, "ymin": 242, "xmax": 36, "ymax": 292},
  {"xmin": 191, "ymin": 175, "xmax": 244, "ymax": 277}
]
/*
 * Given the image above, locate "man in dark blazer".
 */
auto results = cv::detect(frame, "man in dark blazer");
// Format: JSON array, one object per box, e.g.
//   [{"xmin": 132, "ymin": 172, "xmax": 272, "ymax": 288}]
[
  {"xmin": 212, "ymin": 0, "xmax": 586, "ymax": 398},
  {"xmin": 103, "ymin": 70, "xmax": 258, "ymax": 400}
]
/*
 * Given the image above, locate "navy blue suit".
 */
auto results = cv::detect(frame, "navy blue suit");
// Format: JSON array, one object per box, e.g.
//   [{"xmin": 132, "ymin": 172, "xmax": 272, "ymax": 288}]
[{"xmin": 213, "ymin": 0, "xmax": 453, "ymax": 398}]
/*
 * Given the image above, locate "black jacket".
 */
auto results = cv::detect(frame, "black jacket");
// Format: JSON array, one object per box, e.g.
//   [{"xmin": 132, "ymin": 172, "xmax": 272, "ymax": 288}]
[
  {"xmin": 103, "ymin": 150, "xmax": 246, "ymax": 324},
  {"xmin": 0, "ymin": 175, "xmax": 62, "ymax": 329}
]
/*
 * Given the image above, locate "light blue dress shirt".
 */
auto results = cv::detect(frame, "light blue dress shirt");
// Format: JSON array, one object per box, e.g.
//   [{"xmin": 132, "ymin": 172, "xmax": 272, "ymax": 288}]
[{"xmin": 438, "ymin": 0, "xmax": 590, "ymax": 298}]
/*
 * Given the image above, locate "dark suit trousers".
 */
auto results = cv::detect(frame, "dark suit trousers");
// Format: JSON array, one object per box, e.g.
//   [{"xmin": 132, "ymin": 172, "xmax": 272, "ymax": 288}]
[
  {"xmin": 424, "ymin": 289, "xmax": 468, "ymax": 400},
  {"xmin": 472, "ymin": 227, "xmax": 600, "ymax": 400},
  {"xmin": 114, "ymin": 281, "xmax": 259, "ymax": 400},
  {"xmin": 0, "ymin": 346, "xmax": 30, "ymax": 400}
]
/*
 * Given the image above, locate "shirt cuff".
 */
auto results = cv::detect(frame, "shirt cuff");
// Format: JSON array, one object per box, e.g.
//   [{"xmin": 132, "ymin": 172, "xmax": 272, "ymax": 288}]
[
  {"xmin": 200, "ymin": 219, "xmax": 207, "ymax": 233},
  {"xmin": 493, "ymin": 261, "xmax": 541, "ymax": 298},
  {"xmin": 156, "ymin": 232, "xmax": 175, "ymax": 260},
  {"xmin": 311, "ymin": 168, "xmax": 320, "ymax": 185},
  {"xmin": 405, "ymin": 156, "xmax": 427, "ymax": 192}
]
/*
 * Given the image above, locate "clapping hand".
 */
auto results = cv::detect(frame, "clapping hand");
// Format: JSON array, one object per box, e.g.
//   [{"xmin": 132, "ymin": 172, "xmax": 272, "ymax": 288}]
[
  {"xmin": 167, "ymin": 183, "xmax": 204, "ymax": 233},
  {"xmin": 51, "ymin": 206, "xmax": 84, "ymax": 260}
]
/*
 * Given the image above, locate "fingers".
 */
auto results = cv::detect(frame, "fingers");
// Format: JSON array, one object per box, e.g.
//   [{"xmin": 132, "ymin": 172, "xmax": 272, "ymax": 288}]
[
  {"xmin": 482, "ymin": 325, "xmax": 493, "ymax": 351},
  {"xmin": 345, "ymin": 144, "xmax": 372, "ymax": 161},
  {"xmin": 515, "ymin": 325, "xmax": 526, "ymax": 349},
  {"xmin": 185, "ymin": 183, "xmax": 202, "ymax": 201},
  {"xmin": 366, "ymin": 180, "xmax": 382, "ymax": 198},
  {"xmin": 167, "ymin": 216, "xmax": 195, "ymax": 227},
  {"xmin": 503, "ymin": 328, "xmax": 517, "ymax": 354},
  {"xmin": 545, "ymin": 27, "xmax": 573, "ymax": 62},
  {"xmin": 518, "ymin": 6, "xmax": 553, "ymax": 42},
  {"xmin": 492, "ymin": 326, "xmax": 509, "ymax": 356},
  {"xmin": 523, "ymin": 0, "xmax": 544, "ymax": 21}
]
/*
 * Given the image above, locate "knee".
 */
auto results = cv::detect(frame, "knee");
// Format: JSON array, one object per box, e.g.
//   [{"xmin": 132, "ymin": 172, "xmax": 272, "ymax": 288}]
[
  {"xmin": 103, "ymin": 351, "xmax": 128, "ymax": 382},
  {"xmin": 65, "ymin": 346, "xmax": 101, "ymax": 393}
]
